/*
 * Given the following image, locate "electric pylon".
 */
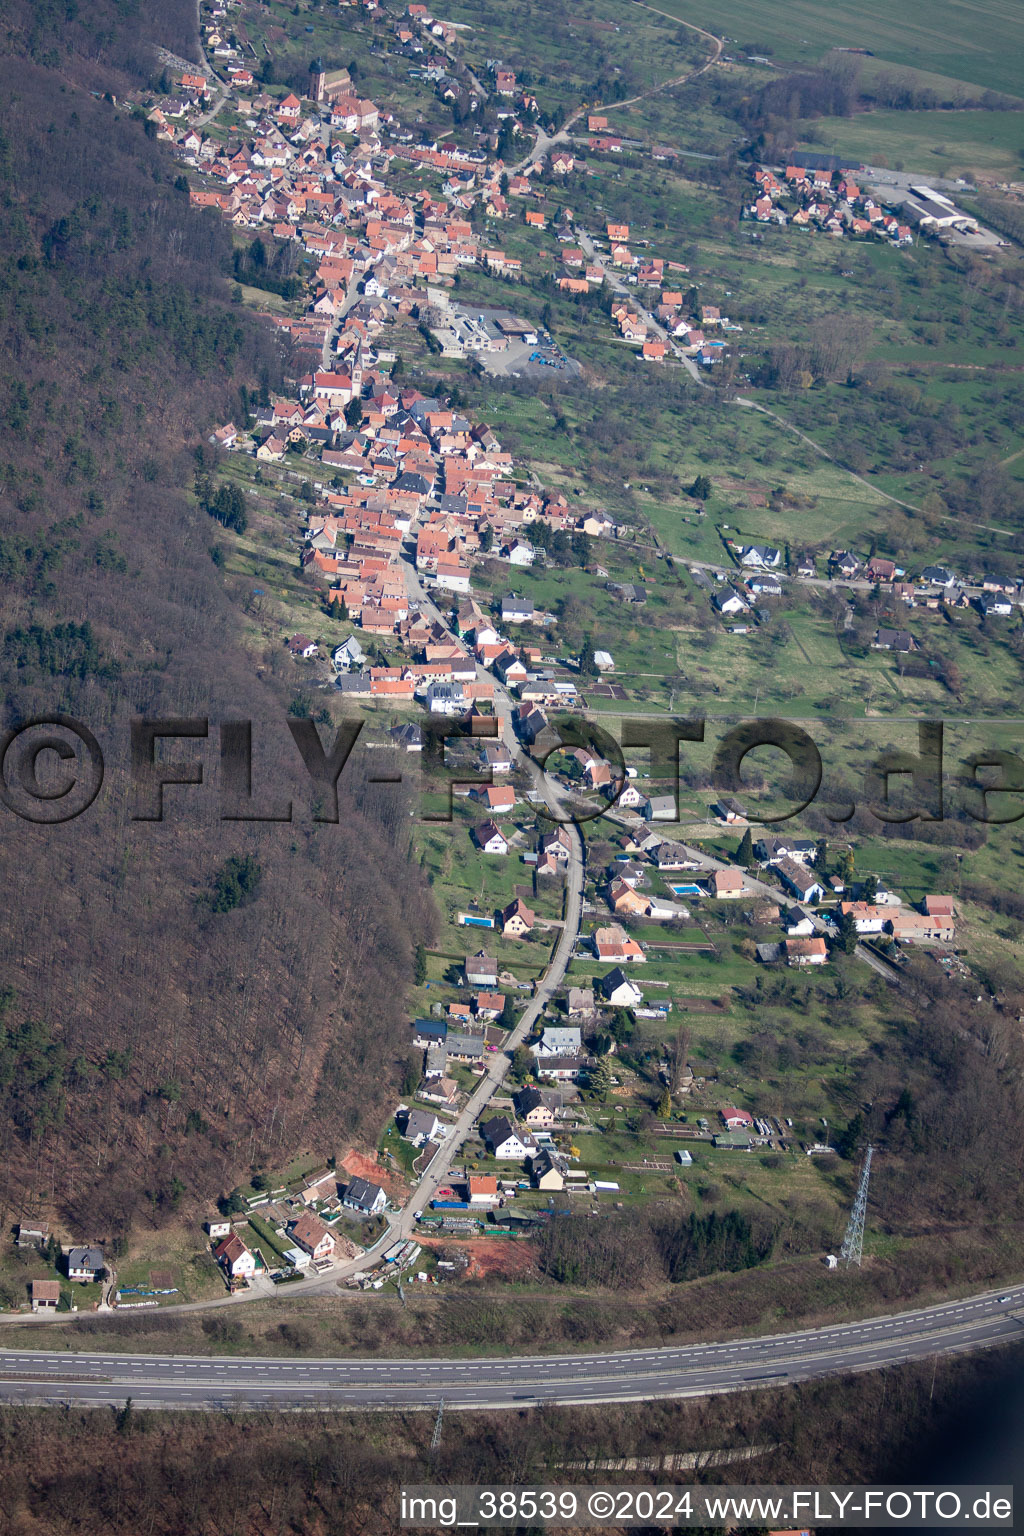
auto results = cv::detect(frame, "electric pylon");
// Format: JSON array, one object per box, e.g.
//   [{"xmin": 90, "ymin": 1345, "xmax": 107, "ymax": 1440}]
[{"xmin": 840, "ymin": 1144, "xmax": 873, "ymax": 1268}]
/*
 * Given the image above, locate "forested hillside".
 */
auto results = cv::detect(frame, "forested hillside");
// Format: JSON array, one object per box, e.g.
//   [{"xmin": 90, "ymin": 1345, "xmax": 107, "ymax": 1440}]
[{"xmin": 0, "ymin": 0, "xmax": 435, "ymax": 1244}]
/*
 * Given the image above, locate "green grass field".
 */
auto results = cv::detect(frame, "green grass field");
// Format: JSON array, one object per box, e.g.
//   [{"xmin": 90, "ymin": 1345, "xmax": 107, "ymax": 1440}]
[
  {"xmin": 649, "ymin": 0, "xmax": 1024, "ymax": 98},
  {"xmin": 792, "ymin": 107, "xmax": 1024, "ymax": 179}
]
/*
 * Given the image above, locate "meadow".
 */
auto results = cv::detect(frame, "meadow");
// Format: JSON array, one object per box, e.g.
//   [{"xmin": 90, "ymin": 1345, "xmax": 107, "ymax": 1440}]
[
  {"xmin": 646, "ymin": 0, "xmax": 1024, "ymax": 99},
  {"xmin": 791, "ymin": 107, "xmax": 1024, "ymax": 181}
]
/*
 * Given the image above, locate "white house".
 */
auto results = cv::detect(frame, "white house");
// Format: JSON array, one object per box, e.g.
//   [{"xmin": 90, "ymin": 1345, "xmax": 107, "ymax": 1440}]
[
  {"xmin": 738, "ymin": 545, "xmax": 781, "ymax": 568},
  {"xmin": 343, "ymin": 1177, "xmax": 387, "ymax": 1215},
  {"xmin": 66, "ymin": 1246, "xmax": 105, "ymax": 1282},
  {"xmin": 479, "ymin": 1114, "xmax": 533, "ymax": 1161},
  {"xmin": 213, "ymin": 1233, "xmax": 256, "ymax": 1279},
  {"xmin": 473, "ymin": 819, "xmax": 509, "ymax": 855},
  {"xmin": 599, "ymin": 967, "xmax": 643, "ymax": 1008},
  {"xmin": 426, "ymin": 680, "xmax": 467, "ymax": 715}
]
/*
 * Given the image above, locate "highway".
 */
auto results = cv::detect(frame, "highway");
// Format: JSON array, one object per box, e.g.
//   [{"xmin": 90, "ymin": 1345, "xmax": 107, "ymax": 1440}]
[{"xmin": 3, "ymin": 1285, "xmax": 1023, "ymax": 1410}]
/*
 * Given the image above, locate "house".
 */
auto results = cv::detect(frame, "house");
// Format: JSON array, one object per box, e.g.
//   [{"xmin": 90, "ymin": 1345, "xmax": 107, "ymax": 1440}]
[
  {"xmin": 889, "ymin": 913, "xmax": 955, "ymax": 943},
  {"xmin": 400, "ymin": 1107, "xmax": 443, "ymax": 1145},
  {"xmin": 830, "ymin": 551, "xmax": 860, "ymax": 578},
  {"xmin": 738, "ymin": 544, "xmax": 781, "ymax": 568},
  {"xmin": 467, "ymin": 1174, "xmax": 500, "ymax": 1206},
  {"xmin": 566, "ymin": 986, "xmax": 596, "ymax": 1018},
  {"xmin": 479, "ymin": 1115, "xmax": 532, "ymax": 1160},
  {"xmin": 465, "ymin": 952, "xmax": 498, "ymax": 986},
  {"xmin": 343, "ymin": 1177, "xmax": 388, "ymax": 1215},
  {"xmin": 286, "ymin": 1212, "xmax": 336, "ymax": 1262},
  {"xmin": 424, "ymin": 1043, "xmax": 448, "ymax": 1079},
  {"xmin": 16, "ymin": 1223, "xmax": 48, "ymax": 1249},
  {"xmin": 446, "ymin": 1030, "xmax": 486, "ymax": 1062},
  {"xmin": 501, "ymin": 897, "xmax": 535, "ymax": 936},
  {"xmin": 390, "ymin": 722, "xmax": 423, "ymax": 753},
  {"xmin": 334, "ymin": 636, "xmax": 366, "ymax": 671},
  {"xmin": 721, "ymin": 1107, "xmax": 754, "ymax": 1130},
  {"xmin": 531, "ymin": 1026, "xmax": 582, "ymax": 1058},
  {"xmin": 755, "ymin": 835, "xmax": 816, "ymax": 865},
  {"xmin": 785, "ymin": 937, "xmax": 829, "ymax": 965},
  {"xmin": 609, "ymin": 878, "xmax": 649, "ymax": 917},
  {"xmin": 978, "ymin": 591, "xmax": 1013, "ymax": 617},
  {"xmin": 920, "ymin": 565, "xmax": 956, "ymax": 587},
  {"xmin": 502, "ymin": 594, "xmax": 535, "ymax": 624},
  {"xmin": 482, "ymin": 743, "xmax": 513, "ymax": 775},
  {"xmin": 838, "ymin": 902, "xmax": 888, "ymax": 934},
  {"xmin": 287, "ymin": 634, "xmax": 320, "ymax": 660},
  {"xmin": 476, "ymin": 784, "xmax": 516, "ymax": 814},
  {"xmin": 872, "ymin": 627, "xmax": 917, "ymax": 652},
  {"xmin": 30, "ymin": 1279, "xmax": 61, "ymax": 1311},
  {"xmin": 599, "ymin": 966, "xmax": 643, "ymax": 1007},
  {"xmin": 655, "ymin": 842, "xmax": 700, "ymax": 871},
  {"xmin": 65, "ymin": 1246, "xmax": 105, "ymax": 1283},
  {"xmin": 923, "ymin": 895, "xmax": 956, "ymax": 920},
  {"xmin": 426, "ymin": 680, "xmax": 467, "ymax": 715},
  {"xmin": 412, "ymin": 1016, "xmax": 447, "ymax": 1046},
  {"xmin": 714, "ymin": 586, "xmax": 748, "ymax": 618},
  {"xmin": 514, "ymin": 1086, "xmax": 555, "ymax": 1128},
  {"xmin": 593, "ymin": 649, "xmax": 615, "ymax": 672},
  {"xmin": 593, "ymin": 924, "xmax": 645, "ymax": 962},
  {"xmin": 782, "ymin": 905, "xmax": 816, "ymax": 937},
  {"xmin": 529, "ymin": 1149, "xmax": 565, "ymax": 1191},
  {"xmin": 533, "ymin": 1054, "xmax": 584, "ymax": 1081},
  {"xmin": 709, "ymin": 868, "xmax": 747, "ymax": 899},
  {"xmin": 213, "ymin": 1233, "xmax": 256, "ymax": 1280},
  {"xmin": 473, "ymin": 819, "xmax": 509, "ymax": 855},
  {"xmin": 776, "ymin": 856, "xmax": 825, "ymax": 904}
]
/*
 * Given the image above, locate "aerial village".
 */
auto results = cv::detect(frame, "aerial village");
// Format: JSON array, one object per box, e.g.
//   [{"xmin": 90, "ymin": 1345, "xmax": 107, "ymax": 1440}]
[{"xmin": 20, "ymin": 0, "xmax": 978, "ymax": 1306}]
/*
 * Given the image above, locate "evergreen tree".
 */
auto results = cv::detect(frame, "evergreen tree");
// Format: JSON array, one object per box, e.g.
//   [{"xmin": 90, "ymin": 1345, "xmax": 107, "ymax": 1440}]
[
  {"xmin": 736, "ymin": 828, "xmax": 754, "ymax": 867},
  {"xmin": 413, "ymin": 943, "xmax": 428, "ymax": 986}
]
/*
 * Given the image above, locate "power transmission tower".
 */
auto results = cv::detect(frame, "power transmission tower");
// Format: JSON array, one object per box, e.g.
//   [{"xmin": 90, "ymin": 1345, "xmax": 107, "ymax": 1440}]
[
  {"xmin": 840, "ymin": 1145, "xmax": 873, "ymax": 1268},
  {"xmin": 430, "ymin": 1398, "xmax": 445, "ymax": 1455}
]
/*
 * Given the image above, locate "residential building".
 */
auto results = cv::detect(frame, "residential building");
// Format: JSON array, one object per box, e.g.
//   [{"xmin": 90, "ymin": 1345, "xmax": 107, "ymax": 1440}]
[
  {"xmin": 213, "ymin": 1233, "xmax": 256, "ymax": 1279},
  {"xmin": 400, "ymin": 1107, "xmax": 443, "ymax": 1144},
  {"xmin": 286, "ymin": 1212, "xmax": 336, "ymax": 1262},
  {"xmin": 514, "ymin": 1086, "xmax": 555, "ymax": 1129},
  {"xmin": 343, "ymin": 1177, "xmax": 388, "ymax": 1215},
  {"xmin": 501, "ymin": 896, "xmax": 535, "ymax": 936},
  {"xmin": 465, "ymin": 952, "xmax": 498, "ymax": 987},
  {"xmin": 65, "ymin": 1246, "xmax": 104, "ymax": 1282},
  {"xmin": 479, "ymin": 1115, "xmax": 532, "ymax": 1160},
  {"xmin": 599, "ymin": 966, "xmax": 643, "ymax": 1007},
  {"xmin": 531, "ymin": 1026, "xmax": 581, "ymax": 1058},
  {"xmin": 785, "ymin": 937, "xmax": 829, "ymax": 965}
]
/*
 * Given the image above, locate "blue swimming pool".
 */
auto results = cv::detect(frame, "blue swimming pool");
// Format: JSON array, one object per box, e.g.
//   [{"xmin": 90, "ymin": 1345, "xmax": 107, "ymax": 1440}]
[{"xmin": 669, "ymin": 883, "xmax": 702, "ymax": 896}]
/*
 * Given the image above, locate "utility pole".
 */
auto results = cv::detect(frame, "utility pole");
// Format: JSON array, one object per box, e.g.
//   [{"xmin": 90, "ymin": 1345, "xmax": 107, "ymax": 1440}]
[{"xmin": 840, "ymin": 1145, "xmax": 874, "ymax": 1268}]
